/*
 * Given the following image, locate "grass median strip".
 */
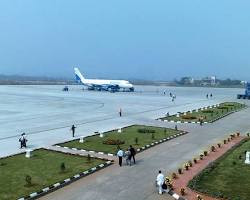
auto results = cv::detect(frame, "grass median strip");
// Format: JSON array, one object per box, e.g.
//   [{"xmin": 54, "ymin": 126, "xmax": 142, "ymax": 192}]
[
  {"xmin": 0, "ymin": 149, "xmax": 105, "ymax": 200},
  {"xmin": 161, "ymin": 102, "xmax": 246, "ymax": 123},
  {"xmin": 188, "ymin": 138, "xmax": 250, "ymax": 200},
  {"xmin": 58, "ymin": 125, "xmax": 181, "ymax": 154}
]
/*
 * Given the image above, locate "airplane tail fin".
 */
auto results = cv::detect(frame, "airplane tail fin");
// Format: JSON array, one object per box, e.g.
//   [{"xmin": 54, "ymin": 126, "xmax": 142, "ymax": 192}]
[{"xmin": 74, "ymin": 67, "xmax": 85, "ymax": 83}]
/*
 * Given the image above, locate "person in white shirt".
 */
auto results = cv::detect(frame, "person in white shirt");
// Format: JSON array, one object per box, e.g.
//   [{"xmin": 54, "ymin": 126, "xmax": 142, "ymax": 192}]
[
  {"xmin": 156, "ymin": 170, "xmax": 165, "ymax": 194},
  {"xmin": 117, "ymin": 149, "xmax": 124, "ymax": 167}
]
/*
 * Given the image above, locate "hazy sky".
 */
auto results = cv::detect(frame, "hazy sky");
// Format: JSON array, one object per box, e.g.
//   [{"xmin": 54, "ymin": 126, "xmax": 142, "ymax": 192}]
[{"xmin": 0, "ymin": 0, "xmax": 250, "ymax": 80}]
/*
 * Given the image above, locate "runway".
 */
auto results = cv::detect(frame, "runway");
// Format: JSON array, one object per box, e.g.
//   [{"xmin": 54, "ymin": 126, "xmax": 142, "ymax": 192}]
[{"xmin": 0, "ymin": 85, "xmax": 243, "ymax": 157}]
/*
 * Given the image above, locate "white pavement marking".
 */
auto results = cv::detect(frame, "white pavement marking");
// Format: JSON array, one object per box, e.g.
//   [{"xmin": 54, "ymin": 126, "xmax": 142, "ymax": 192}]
[
  {"xmin": 42, "ymin": 187, "xmax": 50, "ymax": 192},
  {"xmin": 172, "ymin": 193, "xmax": 180, "ymax": 199},
  {"xmin": 53, "ymin": 183, "xmax": 60, "ymax": 188}
]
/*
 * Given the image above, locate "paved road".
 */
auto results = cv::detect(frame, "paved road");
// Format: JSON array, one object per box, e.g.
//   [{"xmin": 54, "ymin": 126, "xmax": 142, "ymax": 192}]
[{"xmin": 40, "ymin": 103, "xmax": 250, "ymax": 200}]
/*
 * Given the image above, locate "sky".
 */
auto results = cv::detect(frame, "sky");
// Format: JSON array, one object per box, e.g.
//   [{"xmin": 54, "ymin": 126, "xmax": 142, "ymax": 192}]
[{"xmin": 0, "ymin": 0, "xmax": 250, "ymax": 80}]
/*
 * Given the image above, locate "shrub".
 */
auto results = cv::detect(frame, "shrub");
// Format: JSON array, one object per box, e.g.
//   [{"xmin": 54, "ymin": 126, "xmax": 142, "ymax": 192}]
[
  {"xmin": 237, "ymin": 132, "xmax": 240, "ymax": 137},
  {"xmin": 60, "ymin": 162, "xmax": 66, "ymax": 172},
  {"xmin": 135, "ymin": 137, "xmax": 138, "ymax": 145},
  {"xmin": 200, "ymin": 154, "xmax": 203, "ymax": 160},
  {"xmin": 137, "ymin": 128, "xmax": 155, "ymax": 134},
  {"xmin": 202, "ymin": 110, "xmax": 214, "ymax": 113},
  {"xmin": 165, "ymin": 177, "xmax": 173, "ymax": 188},
  {"xmin": 217, "ymin": 143, "xmax": 221, "ymax": 148},
  {"xmin": 180, "ymin": 188, "xmax": 185, "ymax": 195},
  {"xmin": 103, "ymin": 139, "xmax": 125, "ymax": 145},
  {"xmin": 239, "ymin": 155, "xmax": 242, "ymax": 160},
  {"xmin": 223, "ymin": 140, "xmax": 227, "ymax": 144},
  {"xmin": 228, "ymin": 138, "xmax": 231, "ymax": 142},
  {"xmin": 197, "ymin": 195, "xmax": 203, "ymax": 200},
  {"xmin": 0, "ymin": 162, "xmax": 6, "ymax": 166},
  {"xmin": 217, "ymin": 106, "xmax": 228, "ymax": 110},
  {"xmin": 188, "ymin": 160, "xmax": 193, "ymax": 167},
  {"xmin": 211, "ymin": 146, "xmax": 216, "ymax": 152},
  {"xmin": 172, "ymin": 172, "xmax": 177, "ymax": 179},
  {"xmin": 25, "ymin": 175, "xmax": 32, "ymax": 187},
  {"xmin": 193, "ymin": 158, "xmax": 197, "ymax": 164},
  {"xmin": 247, "ymin": 133, "xmax": 250, "ymax": 137},
  {"xmin": 184, "ymin": 163, "xmax": 189, "ymax": 170},
  {"xmin": 181, "ymin": 115, "xmax": 196, "ymax": 120},
  {"xmin": 87, "ymin": 154, "xmax": 91, "ymax": 162},
  {"xmin": 232, "ymin": 161, "xmax": 237, "ymax": 165},
  {"xmin": 225, "ymin": 104, "xmax": 235, "ymax": 107},
  {"xmin": 204, "ymin": 151, "xmax": 208, "ymax": 156},
  {"xmin": 178, "ymin": 168, "xmax": 182, "ymax": 174},
  {"xmin": 151, "ymin": 133, "xmax": 155, "ymax": 140}
]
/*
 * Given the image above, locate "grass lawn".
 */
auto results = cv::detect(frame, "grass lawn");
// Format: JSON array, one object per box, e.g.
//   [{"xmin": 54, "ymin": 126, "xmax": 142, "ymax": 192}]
[
  {"xmin": 188, "ymin": 139, "xmax": 250, "ymax": 200},
  {"xmin": 0, "ymin": 149, "xmax": 104, "ymax": 200},
  {"xmin": 162, "ymin": 102, "xmax": 245, "ymax": 123},
  {"xmin": 59, "ymin": 125, "xmax": 181, "ymax": 154}
]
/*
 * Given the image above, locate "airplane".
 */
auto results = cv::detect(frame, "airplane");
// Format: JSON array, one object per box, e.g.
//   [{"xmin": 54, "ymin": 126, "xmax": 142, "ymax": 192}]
[{"xmin": 74, "ymin": 67, "xmax": 134, "ymax": 92}]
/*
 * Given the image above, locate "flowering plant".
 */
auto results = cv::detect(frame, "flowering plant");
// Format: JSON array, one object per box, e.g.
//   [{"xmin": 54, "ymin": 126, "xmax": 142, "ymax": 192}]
[
  {"xmin": 184, "ymin": 163, "xmax": 189, "ymax": 170},
  {"xmin": 180, "ymin": 188, "xmax": 185, "ymax": 195},
  {"xmin": 172, "ymin": 172, "xmax": 177, "ymax": 179}
]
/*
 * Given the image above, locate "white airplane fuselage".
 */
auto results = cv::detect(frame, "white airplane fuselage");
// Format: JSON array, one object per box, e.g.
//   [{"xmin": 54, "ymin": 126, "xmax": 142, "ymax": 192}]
[{"xmin": 74, "ymin": 68, "xmax": 134, "ymax": 92}]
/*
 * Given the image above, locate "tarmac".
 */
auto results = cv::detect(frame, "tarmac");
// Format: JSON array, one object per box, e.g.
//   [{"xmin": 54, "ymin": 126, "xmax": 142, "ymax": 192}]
[
  {"xmin": 0, "ymin": 85, "xmax": 243, "ymax": 157},
  {"xmin": 0, "ymin": 84, "xmax": 248, "ymax": 200}
]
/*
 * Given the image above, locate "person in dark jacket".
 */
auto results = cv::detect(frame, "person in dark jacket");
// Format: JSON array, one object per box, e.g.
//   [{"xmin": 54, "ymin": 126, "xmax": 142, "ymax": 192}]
[
  {"xmin": 19, "ymin": 133, "xmax": 27, "ymax": 148},
  {"xmin": 71, "ymin": 125, "xmax": 76, "ymax": 137},
  {"xmin": 129, "ymin": 145, "xmax": 136, "ymax": 164}
]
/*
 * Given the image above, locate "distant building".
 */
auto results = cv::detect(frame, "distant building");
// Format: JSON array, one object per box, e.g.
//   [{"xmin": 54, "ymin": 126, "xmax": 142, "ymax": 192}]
[
  {"xmin": 179, "ymin": 77, "xmax": 194, "ymax": 85},
  {"xmin": 211, "ymin": 76, "xmax": 216, "ymax": 85},
  {"xmin": 241, "ymin": 80, "xmax": 247, "ymax": 85},
  {"xmin": 201, "ymin": 76, "xmax": 216, "ymax": 86}
]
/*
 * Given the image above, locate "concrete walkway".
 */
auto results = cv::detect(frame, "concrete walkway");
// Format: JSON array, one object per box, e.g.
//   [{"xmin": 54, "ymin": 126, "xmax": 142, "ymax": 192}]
[{"xmin": 39, "ymin": 105, "xmax": 250, "ymax": 200}]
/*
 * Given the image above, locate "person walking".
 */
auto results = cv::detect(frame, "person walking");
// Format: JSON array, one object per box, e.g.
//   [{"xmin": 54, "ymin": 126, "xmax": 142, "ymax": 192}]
[
  {"xmin": 156, "ymin": 170, "xmax": 165, "ymax": 194},
  {"xmin": 19, "ymin": 133, "xmax": 27, "ymax": 148},
  {"xmin": 125, "ymin": 149, "xmax": 131, "ymax": 166},
  {"xmin": 129, "ymin": 145, "xmax": 136, "ymax": 164},
  {"xmin": 119, "ymin": 108, "xmax": 122, "ymax": 117},
  {"xmin": 199, "ymin": 117, "xmax": 203, "ymax": 126},
  {"xmin": 117, "ymin": 148, "xmax": 124, "ymax": 167},
  {"xmin": 71, "ymin": 125, "xmax": 76, "ymax": 137}
]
